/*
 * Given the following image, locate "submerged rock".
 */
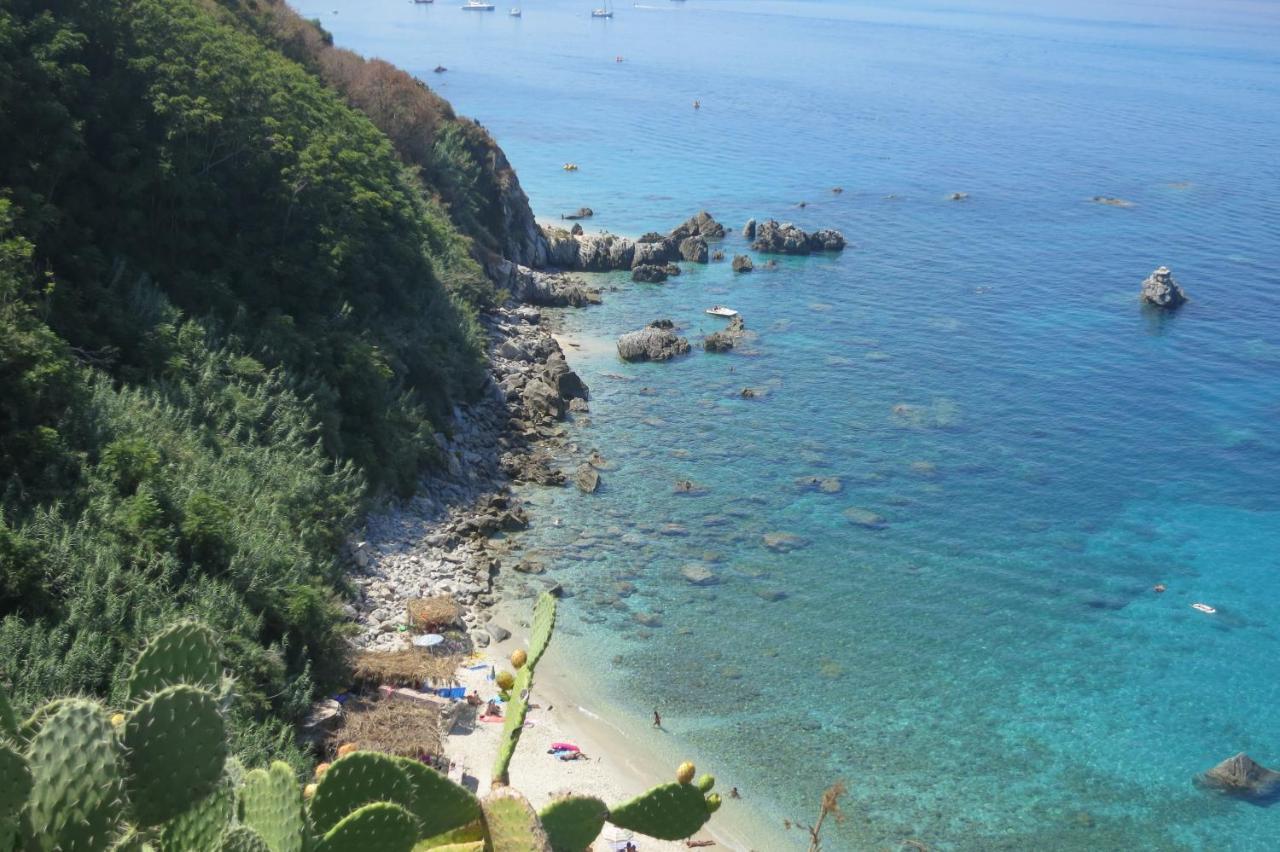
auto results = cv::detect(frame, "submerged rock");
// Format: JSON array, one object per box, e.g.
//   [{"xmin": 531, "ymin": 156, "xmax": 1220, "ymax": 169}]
[
  {"xmin": 1140, "ymin": 266, "xmax": 1188, "ymax": 308},
  {"xmin": 731, "ymin": 254, "xmax": 754, "ymax": 273},
  {"xmin": 844, "ymin": 507, "xmax": 888, "ymax": 529},
  {"xmin": 680, "ymin": 563, "xmax": 718, "ymax": 586},
  {"xmin": 574, "ymin": 463, "xmax": 600, "ymax": 493},
  {"xmin": 617, "ymin": 321, "xmax": 691, "ymax": 362},
  {"xmin": 1198, "ymin": 753, "xmax": 1280, "ymax": 802},
  {"xmin": 762, "ymin": 531, "xmax": 808, "ymax": 552}
]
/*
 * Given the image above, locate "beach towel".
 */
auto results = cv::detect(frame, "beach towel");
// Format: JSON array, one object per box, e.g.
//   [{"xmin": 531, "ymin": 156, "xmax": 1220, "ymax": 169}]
[{"xmin": 479, "ymin": 715, "xmax": 504, "ymax": 723}]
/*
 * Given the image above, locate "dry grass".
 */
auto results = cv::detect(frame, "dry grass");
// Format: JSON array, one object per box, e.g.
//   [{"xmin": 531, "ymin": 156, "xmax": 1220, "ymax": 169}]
[
  {"xmin": 406, "ymin": 595, "xmax": 463, "ymax": 631},
  {"xmin": 351, "ymin": 646, "xmax": 462, "ymax": 688},
  {"xmin": 330, "ymin": 697, "xmax": 442, "ymax": 760}
]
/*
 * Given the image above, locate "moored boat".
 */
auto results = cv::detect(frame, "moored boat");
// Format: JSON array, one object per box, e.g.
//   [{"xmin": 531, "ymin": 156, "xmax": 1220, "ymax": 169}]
[{"xmin": 706, "ymin": 305, "xmax": 739, "ymax": 318}]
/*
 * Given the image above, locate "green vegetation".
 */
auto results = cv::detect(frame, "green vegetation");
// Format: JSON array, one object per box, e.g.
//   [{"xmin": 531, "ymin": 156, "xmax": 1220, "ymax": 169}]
[
  {"xmin": 0, "ymin": 602, "xmax": 719, "ymax": 850},
  {"xmin": 0, "ymin": 0, "xmax": 509, "ymax": 770}
]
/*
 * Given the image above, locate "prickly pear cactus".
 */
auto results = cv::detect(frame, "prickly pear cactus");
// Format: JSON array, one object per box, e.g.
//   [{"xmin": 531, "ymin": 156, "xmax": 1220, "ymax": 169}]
[
  {"xmin": 0, "ymin": 743, "xmax": 31, "ymax": 820},
  {"xmin": 538, "ymin": 795, "xmax": 607, "ymax": 852},
  {"xmin": 161, "ymin": 773, "xmax": 235, "ymax": 852},
  {"xmin": 24, "ymin": 699, "xmax": 125, "ymax": 852},
  {"xmin": 123, "ymin": 684, "xmax": 228, "ymax": 827},
  {"xmin": 239, "ymin": 761, "xmax": 304, "ymax": 852},
  {"xmin": 608, "ymin": 776, "xmax": 718, "ymax": 840},
  {"xmin": 313, "ymin": 801, "xmax": 418, "ymax": 852},
  {"xmin": 128, "ymin": 621, "xmax": 222, "ymax": 700},
  {"xmin": 17, "ymin": 697, "xmax": 78, "ymax": 744},
  {"xmin": 526, "ymin": 594, "xmax": 556, "ymax": 668},
  {"xmin": 308, "ymin": 751, "xmax": 416, "ymax": 836},
  {"xmin": 391, "ymin": 757, "xmax": 481, "ymax": 839},
  {"xmin": 491, "ymin": 665, "xmax": 533, "ymax": 785},
  {"xmin": 0, "ymin": 687, "xmax": 16, "ymax": 738},
  {"xmin": 219, "ymin": 825, "xmax": 272, "ymax": 852},
  {"xmin": 480, "ymin": 788, "xmax": 551, "ymax": 852}
]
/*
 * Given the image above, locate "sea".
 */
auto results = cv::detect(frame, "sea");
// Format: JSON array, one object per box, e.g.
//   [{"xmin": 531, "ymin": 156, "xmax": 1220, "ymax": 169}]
[{"xmin": 295, "ymin": 0, "xmax": 1280, "ymax": 848}]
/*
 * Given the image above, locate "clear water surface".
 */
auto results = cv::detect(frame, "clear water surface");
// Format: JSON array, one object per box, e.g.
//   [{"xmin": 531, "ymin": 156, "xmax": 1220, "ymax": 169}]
[{"xmin": 295, "ymin": 0, "xmax": 1280, "ymax": 847}]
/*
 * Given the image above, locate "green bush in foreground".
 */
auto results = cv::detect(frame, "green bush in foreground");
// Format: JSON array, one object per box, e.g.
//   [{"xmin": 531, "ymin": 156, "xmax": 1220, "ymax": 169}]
[{"xmin": 0, "ymin": 596, "xmax": 720, "ymax": 851}]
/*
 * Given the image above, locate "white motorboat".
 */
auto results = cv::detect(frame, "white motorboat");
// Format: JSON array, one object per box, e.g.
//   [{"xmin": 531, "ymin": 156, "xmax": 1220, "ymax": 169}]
[
  {"xmin": 462, "ymin": 1, "xmax": 495, "ymax": 9},
  {"xmin": 705, "ymin": 306, "xmax": 739, "ymax": 318},
  {"xmin": 509, "ymin": 6, "xmax": 521, "ymax": 14}
]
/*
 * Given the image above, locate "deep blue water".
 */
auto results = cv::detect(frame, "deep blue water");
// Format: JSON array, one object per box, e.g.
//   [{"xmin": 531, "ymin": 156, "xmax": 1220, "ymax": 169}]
[{"xmin": 298, "ymin": 0, "xmax": 1280, "ymax": 847}]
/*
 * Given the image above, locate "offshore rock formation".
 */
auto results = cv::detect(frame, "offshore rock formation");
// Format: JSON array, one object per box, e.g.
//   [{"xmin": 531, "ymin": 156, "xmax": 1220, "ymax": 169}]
[
  {"xmin": 750, "ymin": 219, "xmax": 845, "ymax": 254},
  {"xmin": 1140, "ymin": 266, "xmax": 1188, "ymax": 308},
  {"xmin": 539, "ymin": 211, "xmax": 727, "ymax": 274},
  {"xmin": 704, "ymin": 315, "xmax": 746, "ymax": 353},
  {"xmin": 631, "ymin": 264, "xmax": 670, "ymax": 283},
  {"xmin": 679, "ymin": 235, "xmax": 709, "ymax": 263},
  {"xmin": 1198, "ymin": 753, "xmax": 1280, "ymax": 801},
  {"xmin": 617, "ymin": 320, "xmax": 691, "ymax": 362}
]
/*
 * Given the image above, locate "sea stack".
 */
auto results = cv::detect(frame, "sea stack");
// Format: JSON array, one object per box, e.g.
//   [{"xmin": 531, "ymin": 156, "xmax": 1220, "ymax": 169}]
[{"xmin": 1140, "ymin": 266, "xmax": 1188, "ymax": 308}]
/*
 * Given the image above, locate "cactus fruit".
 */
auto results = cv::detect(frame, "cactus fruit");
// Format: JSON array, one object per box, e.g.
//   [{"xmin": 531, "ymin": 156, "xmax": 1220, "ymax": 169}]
[
  {"xmin": 128, "ymin": 621, "xmax": 221, "ymax": 700},
  {"xmin": 315, "ymin": 762, "xmax": 331, "ymax": 779},
  {"xmin": 303, "ymin": 784, "xmax": 317, "ymax": 800},
  {"xmin": 696, "ymin": 774, "xmax": 714, "ymax": 793},
  {"xmin": 675, "ymin": 762, "xmax": 695, "ymax": 785},
  {"xmin": 509, "ymin": 649, "xmax": 527, "ymax": 670},
  {"xmin": 24, "ymin": 699, "xmax": 124, "ymax": 852},
  {"xmin": 123, "ymin": 684, "xmax": 228, "ymax": 827},
  {"xmin": 608, "ymin": 778, "xmax": 718, "ymax": 841},
  {"xmin": 110, "ymin": 713, "xmax": 126, "ymax": 727},
  {"xmin": 526, "ymin": 594, "xmax": 556, "ymax": 668},
  {"xmin": 391, "ymin": 757, "xmax": 481, "ymax": 839},
  {"xmin": 161, "ymin": 774, "xmax": 235, "ymax": 852},
  {"xmin": 706, "ymin": 793, "xmax": 722, "ymax": 813},
  {"xmin": 539, "ymin": 795, "xmax": 608, "ymax": 852},
  {"xmin": 313, "ymin": 801, "xmax": 418, "ymax": 852},
  {"xmin": 495, "ymin": 671, "xmax": 515, "ymax": 691},
  {"xmin": 480, "ymin": 788, "xmax": 551, "ymax": 852},
  {"xmin": 308, "ymin": 750, "xmax": 416, "ymax": 836},
  {"xmin": 240, "ymin": 762, "xmax": 305, "ymax": 852},
  {"xmin": 220, "ymin": 825, "xmax": 272, "ymax": 852},
  {"xmin": 336, "ymin": 743, "xmax": 358, "ymax": 758}
]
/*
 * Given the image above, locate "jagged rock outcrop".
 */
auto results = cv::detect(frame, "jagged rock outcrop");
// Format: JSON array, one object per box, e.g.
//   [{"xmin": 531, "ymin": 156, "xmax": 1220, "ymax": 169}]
[
  {"xmin": 1198, "ymin": 753, "xmax": 1280, "ymax": 801},
  {"xmin": 703, "ymin": 315, "xmax": 746, "ymax": 353},
  {"xmin": 617, "ymin": 320, "xmax": 691, "ymax": 362},
  {"xmin": 679, "ymin": 235, "xmax": 709, "ymax": 263},
  {"xmin": 751, "ymin": 220, "xmax": 846, "ymax": 255},
  {"xmin": 670, "ymin": 211, "xmax": 725, "ymax": 240},
  {"xmin": 732, "ymin": 254, "xmax": 753, "ymax": 273},
  {"xmin": 493, "ymin": 260, "xmax": 601, "ymax": 307},
  {"xmin": 561, "ymin": 207, "xmax": 593, "ymax": 220},
  {"xmin": 1140, "ymin": 266, "xmax": 1188, "ymax": 308},
  {"xmin": 742, "ymin": 218, "xmax": 756, "ymax": 240},
  {"xmin": 633, "ymin": 238, "xmax": 681, "ymax": 269},
  {"xmin": 632, "ymin": 264, "xmax": 669, "ymax": 284}
]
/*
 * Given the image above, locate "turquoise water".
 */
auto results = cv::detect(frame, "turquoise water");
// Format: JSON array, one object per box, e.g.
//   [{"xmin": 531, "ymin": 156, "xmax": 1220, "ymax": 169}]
[{"xmin": 301, "ymin": 0, "xmax": 1280, "ymax": 847}]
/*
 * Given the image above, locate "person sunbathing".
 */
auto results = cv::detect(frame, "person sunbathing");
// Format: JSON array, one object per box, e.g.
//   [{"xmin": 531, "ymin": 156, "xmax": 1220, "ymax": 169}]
[{"xmin": 485, "ymin": 700, "xmax": 502, "ymax": 717}]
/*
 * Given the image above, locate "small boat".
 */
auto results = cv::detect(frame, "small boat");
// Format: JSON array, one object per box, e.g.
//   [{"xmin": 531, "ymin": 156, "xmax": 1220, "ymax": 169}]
[
  {"xmin": 462, "ymin": 0, "xmax": 495, "ymax": 9},
  {"xmin": 433, "ymin": 65, "xmax": 447, "ymax": 73},
  {"xmin": 412, "ymin": 0, "xmax": 434, "ymax": 5},
  {"xmin": 1191, "ymin": 603, "xmax": 1216, "ymax": 614},
  {"xmin": 563, "ymin": 163, "xmax": 579, "ymax": 171},
  {"xmin": 692, "ymin": 99, "xmax": 701, "ymax": 109},
  {"xmin": 509, "ymin": 6, "xmax": 521, "ymax": 14},
  {"xmin": 706, "ymin": 306, "xmax": 739, "ymax": 318},
  {"xmin": 591, "ymin": 1, "xmax": 613, "ymax": 17}
]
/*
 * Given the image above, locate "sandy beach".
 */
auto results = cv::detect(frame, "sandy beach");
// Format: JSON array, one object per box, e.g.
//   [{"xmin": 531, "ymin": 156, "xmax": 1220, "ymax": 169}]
[{"xmin": 441, "ymin": 601, "xmax": 776, "ymax": 852}]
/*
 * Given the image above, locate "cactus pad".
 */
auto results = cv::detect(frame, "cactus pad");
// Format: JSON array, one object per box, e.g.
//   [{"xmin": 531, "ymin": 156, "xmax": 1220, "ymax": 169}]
[
  {"xmin": 162, "ymin": 774, "xmax": 235, "ymax": 852},
  {"xmin": 239, "ymin": 761, "xmax": 305, "ymax": 852},
  {"xmin": 480, "ymin": 788, "xmax": 551, "ymax": 852},
  {"xmin": 0, "ymin": 688, "xmax": 15, "ymax": 738},
  {"xmin": 491, "ymin": 665, "xmax": 533, "ymax": 785},
  {"xmin": 539, "ymin": 795, "xmax": 607, "ymax": 852},
  {"xmin": 25, "ymin": 699, "xmax": 124, "ymax": 852},
  {"xmin": 314, "ymin": 801, "xmax": 418, "ymax": 852},
  {"xmin": 393, "ymin": 757, "xmax": 481, "ymax": 839},
  {"xmin": 220, "ymin": 826, "xmax": 272, "ymax": 852},
  {"xmin": 0, "ymin": 743, "xmax": 31, "ymax": 822},
  {"xmin": 123, "ymin": 684, "xmax": 228, "ymax": 826},
  {"xmin": 608, "ymin": 781, "xmax": 717, "ymax": 840},
  {"xmin": 527, "ymin": 594, "xmax": 557, "ymax": 668},
  {"xmin": 308, "ymin": 750, "xmax": 417, "ymax": 836},
  {"xmin": 128, "ymin": 621, "xmax": 221, "ymax": 700}
]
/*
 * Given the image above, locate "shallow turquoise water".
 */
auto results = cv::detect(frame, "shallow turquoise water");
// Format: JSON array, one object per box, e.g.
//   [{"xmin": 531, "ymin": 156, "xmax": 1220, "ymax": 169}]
[{"xmin": 301, "ymin": 0, "xmax": 1280, "ymax": 847}]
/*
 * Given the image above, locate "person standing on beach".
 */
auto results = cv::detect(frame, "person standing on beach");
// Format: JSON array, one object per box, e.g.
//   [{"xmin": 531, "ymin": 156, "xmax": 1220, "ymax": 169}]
[{"xmin": 653, "ymin": 708, "xmax": 662, "ymax": 728}]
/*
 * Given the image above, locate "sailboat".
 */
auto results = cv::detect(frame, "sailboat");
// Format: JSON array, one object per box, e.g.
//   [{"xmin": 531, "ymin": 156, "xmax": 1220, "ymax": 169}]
[{"xmin": 591, "ymin": 0, "xmax": 613, "ymax": 17}]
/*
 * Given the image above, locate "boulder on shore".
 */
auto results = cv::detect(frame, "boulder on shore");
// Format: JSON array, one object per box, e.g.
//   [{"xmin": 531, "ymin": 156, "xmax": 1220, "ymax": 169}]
[
  {"xmin": 679, "ymin": 235, "xmax": 709, "ymax": 263},
  {"xmin": 1198, "ymin": 753, "xmax": 1280, "ymax": 802},
  {"xmin": 631, "ymin": 264, "xmax": 669, "ymax": 284},
  {"xmin": 732, "ymin": 254, "xmax": 754, "ymax": 273},
  {"xmin": 751, "ymin": 219, "xmax": 846, "ymax": 255},
  {"xmin": 617, "ymin": 321, "xmax": 691, "ymax": 362},
  {"xmin": 1140, "ymin": 266, "xmax": 1188, "ymax": 308}
]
